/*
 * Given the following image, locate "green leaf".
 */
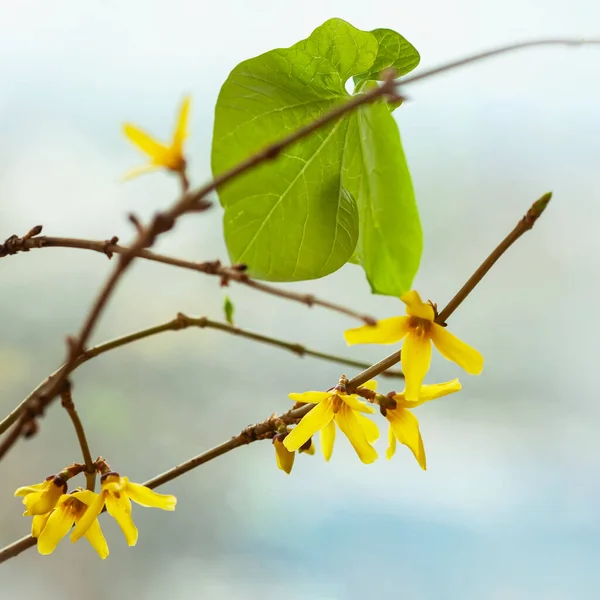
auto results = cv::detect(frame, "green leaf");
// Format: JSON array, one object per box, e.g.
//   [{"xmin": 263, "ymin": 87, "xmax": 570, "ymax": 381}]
[
  {"xmin": 354, "ymin": 28, "xmax": 420, "ymax": 87},
  {"xmin": 223, "ymin": 295, "xmax": 235, "ymax": 325},
  {"xmin": 211, "ymin": 19, "xmax": 377, "ymax": 282},
  {"xmin": 211, "ymin": 18, "xmax": 422, "ymax": 294},
  {"xmin": 342, "ymin": 85, "xmax": 422, "ymax": 296}
]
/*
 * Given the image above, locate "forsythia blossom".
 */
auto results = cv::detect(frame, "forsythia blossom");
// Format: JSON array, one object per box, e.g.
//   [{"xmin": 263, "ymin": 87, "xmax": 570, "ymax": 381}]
[
  {"xmin": 284, "ymin": 380, "xmax": 380, "ymax": 464},
  {"xmin": 122, "ymin": 95, "xmax": 190, "ymax": 179},
  {"xmin": 385, "ymin": 379, "xmax": 462, "ymax": 469},
  {"xmin": 273, "ymin": 435, "xmax": 314, "ymax": 475},
  {"xmin": 344, "ymin": 290, "xmax": 483, "ymax": 400},
  {"xmin": 14, "ymin": 475, "xmax": 66, "ymax": 516},
  {"xmin": 34, "ymin": 490, "xmax": 109, "ymax": 559},
  {"xmin": 71, "ymin": 473, "xmax": 177, "ymax": 547}
]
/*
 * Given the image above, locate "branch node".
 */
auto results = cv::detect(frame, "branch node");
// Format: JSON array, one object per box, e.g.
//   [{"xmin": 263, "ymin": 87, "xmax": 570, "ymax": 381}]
[
  {"xmin": 291, "ymin": 344, "xmax": 306, "ymax": 356},
  {"xmin": 152, "ymin": 212, "xmax": 175, "ymax": 237},
  {"xmin": 522, "ymin": 192, "xmax": 552, "ymax": 230},
  {"xmin": 21, "ymin": 419, "xmax": 38, "ymax": 439},
  {"xmin": 303, "ymin": 294, "xmax": 315, "ymax": 308},
  {"xmin": 174, "ymin": 312, "xmax": 192, "ymax": 330},
  {"xmin": 103, "ymin": 236, "xmax": 119, "ymax": 259},
  {"xmin": 128, "ymin": 213, "xmax": 144, "ymax": 236},
  {"xmin": 263, "ymin": 142, "xmax": 283, "ymax": 161},
  {"xmin": 24, "ymin": 225, "xmax": 43, "ymax": 239}
]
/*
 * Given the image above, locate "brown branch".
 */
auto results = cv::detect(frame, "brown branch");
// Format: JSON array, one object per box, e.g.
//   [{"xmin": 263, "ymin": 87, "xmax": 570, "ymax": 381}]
[
  {"xmin": 0, "ymin": 400, "xmax": 315, "ymax": 564},
  {"xmin": 60, "ymin": 382, "xmax": 95, "ymax": 492},
  {"xmin": 0, "ymin": 71, "xmax": 401, "ymax": 461},
  {"xmin": 0, "ymin": 232, "xmax": 377, "ymax": 324},
  {"xmin": 0, "ymin": 535, "xmax": 36, "ymax": 563},
  {"xmin": 0, "ymin": 313, "xmax": 402, "ymax": 438},
  {"xmin": 2, "ymin": 36, "xmax": 597, "ymax": 457},
  {"xmin": 0, "ymin": 37, "xmax": 593, "ymax": 563},
  {"xmin": 436, "ymin": 192, "xmax": 551, "ymax": 324},
  {"xmin": 0, "ymin": 185, "xmax": 555, "ymax": 561},
  {"xmin": 398, "ymin": 39, "xmax": 600, "ymax": 89}
]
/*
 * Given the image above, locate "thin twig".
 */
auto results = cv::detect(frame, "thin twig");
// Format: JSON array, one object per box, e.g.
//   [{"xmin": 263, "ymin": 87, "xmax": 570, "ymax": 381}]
[
  {"xmin": 344, "ymin": 192, "xmax": 553, "ymax": 391},
  {"xmin": 0, "ymin": 314, "xmax": 402, "ymax": 438},
  {"xmin": 398, "ymin": 39, "xmax": 600, "ymax": 88},
  {"xmin": 0, "ymin": 233, "xmax": 377, "ymax": 324},
  {"xmin": 436, "ymin": 192, "xmax": 552, "ymax": 324},
  {"xmin": 60, "ymin": 382, "xmax": 95, "ymax": 492},
  {"xmin": 2, "ymin": 37, "xmax": 598, "ymax": 457},
  {"xmin": 0, "ymin": 536, "xmax": 36, "ymax": 563},
  {"xmin": 0, "ymin": 37, "xmax": 592, "ymax": 563},
  {"xmin": 0, "ymin": 185, "xmax": 558, "ymax": 562},
  {"xmin": 0, "ymin": 72, "xmax": 402, "ymax": 460},
  {"xmin": 0, "ymin": 405, "xmax": 313, "ymax": 564}
]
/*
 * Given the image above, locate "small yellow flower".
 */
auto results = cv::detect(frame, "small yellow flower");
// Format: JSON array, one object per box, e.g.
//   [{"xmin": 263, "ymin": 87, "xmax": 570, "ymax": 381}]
[
  {"xmin": 14, "ymin": 475, "xmax": 66, "ymax": 516},
  {"xmin": 273, "ymin": 436, "xmax": 315, "ymax": 475},
  {"xmin": 122, "ymin": 95, "xmax": 190, "ymax": 180},
  {"xmin": 385, "ymin": 379, "xmax": 462, "ymax": 469},
  {"xmin": 284, "ymin": 381, "xmax": 380, "ymax": 464},
  {"xmin": 71, "ymin": 473, "xmax": 177, "ymax": 547},
  {"xmin": 345, "ymin": 290, "xmax": 483, "ymax": 400},
  {"xmin": 35, "ymin": 490, "xmax": 109, "ymax": 559}
]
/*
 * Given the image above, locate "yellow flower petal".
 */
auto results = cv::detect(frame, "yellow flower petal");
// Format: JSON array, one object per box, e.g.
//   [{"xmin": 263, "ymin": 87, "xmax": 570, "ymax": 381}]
[
  {"xmin": 31, "ymin": 513, "xmax": 51, "ymax": 538},
  {"xmin": 124, "ymin": 479, "xmax": 177, "ymax": 510},
  {"xmin": 387, "ymin": 408, "xmax": 426, "ymax": 469},
  {"xmin": 396, "ymin": 379, "xmax": 462, "ymax": 409},
  {"xmin": 14, "ymin": 482, "xmax": 46, "ymax": 496},
  {"xmin": 431, "ymin": 324, "xmax": 484, "ymax": 374},
  {"xmin": 401, "ymin": 290, "xmax": 435, "ymax": 321},
  {"xmin": 123, "ymin": 124, "xmax": 168, "ymax": 159},
  {"xmin": 288, "ymin": 391, "xmax": 329, "ymax": 404},
  {"xmin": 357, "ymin": 414, "xmax": 380, "ymax": 443},
  {"xmin": 274, "ymin": 439, "xmax": 295, "ymax": 474},
  {"xmin": 283, "ymin": 398, "xmax": 335, "ymax": 452},
  {"xmin": 72, "ymin": 489, "xmax": 98, "ymax": 506},
  {"xmin": 401, "ymin": 331, "xmax": 433, "ymax": 401},
  {"xmin": 19, "ymin": 479, "xmax": 65, "ymax": 516},
  {"xmin": 340, "ymin": 393, "xmax": 375, "ymax": 414},
  {"xmin": 334, "ymin": 404, "xmax": 378, "ymax": 464},
  {"xmin": 386, "ymin": 424, "xmax": 397, "ymax": 460},
  {"xmin": 344, "ymin": 316, "xmax": 411, "ymax": 346},
  {"xmin": 82, "ymin": 518, "xmax": 109, "ymax": 560},
  {"xmin": 172, "ymin": 95, "xmax": 190, "ymax": 152},
  {"xmin": 320, "ymin": 419, "xmax": 336, "ymax": 461},
  {"xmin": 106, "ymin": 492, "xmax": 138, "ymax": 547},
  {"xmin": 70, "ymin": 491, "xmax": 106, "ymax": 543},
  {"xmin": 37, "ymin": 500, "xmax": 76, "ymax": 555},
  {"xmin": 121, "ymin": 164, "xmax": 162, "ymax": 181}
]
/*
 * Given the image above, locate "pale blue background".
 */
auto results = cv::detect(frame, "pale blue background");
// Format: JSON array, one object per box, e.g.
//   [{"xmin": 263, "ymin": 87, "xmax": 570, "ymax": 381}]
[{"xmin": 1, "ymin": 1, "xmax": 599, "ymax": 598}]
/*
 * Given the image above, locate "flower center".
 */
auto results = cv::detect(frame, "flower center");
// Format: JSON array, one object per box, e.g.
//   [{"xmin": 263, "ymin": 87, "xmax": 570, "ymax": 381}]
[
  {"xmin": 331, "ymin": 394, "xmax": 343, "ymax": 413},
  {"xmin": 64, "ymin": 497, "xmax": 86, "ymax": 517},
  {"xmin": 408, "ymin": 315, "xmax": 432, "ymax": 337}
]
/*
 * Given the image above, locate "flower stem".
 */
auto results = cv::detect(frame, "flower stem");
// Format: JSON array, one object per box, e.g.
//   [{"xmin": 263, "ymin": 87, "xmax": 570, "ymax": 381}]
[{"xmin": 60, "ymin": 382, "xmax": 95, "ymax": 492}]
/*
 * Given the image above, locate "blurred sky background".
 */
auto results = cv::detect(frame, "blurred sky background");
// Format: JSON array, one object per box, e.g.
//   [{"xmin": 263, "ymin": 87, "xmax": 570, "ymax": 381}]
[{"xmin": 1, "ymin": 1, "xmax": 599, "ymax": 598}]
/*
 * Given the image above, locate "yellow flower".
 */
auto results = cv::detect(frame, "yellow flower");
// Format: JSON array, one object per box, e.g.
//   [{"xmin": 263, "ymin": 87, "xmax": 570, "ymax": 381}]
[
  {"xmin": 122, "ymin": 95, "xmax": 190, "ymax": 179},
  {"xmin": 345, "ymin": 290, "xmax": 483, "ymax": 400},
  {"xmin": 71, "ymin": 473, "xmax": 177, "ymax": 547},
  {"xmin": 283, "ymin": 381, "xmax": 379, "ymax": 464},
  {"xmin": 35, "ymin": 490, "xmax": 109, "ymax": 559},
  {"xmin": 14, "ymin": 475, "xmax": 66, "ymax": 516},
  {"xmin": 273, "ymin": 436, "xmax": 315, "ymax": 475},
  {"xmin": 385, "ymin": 379, "xmax": 462, "ymax": 469}
]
